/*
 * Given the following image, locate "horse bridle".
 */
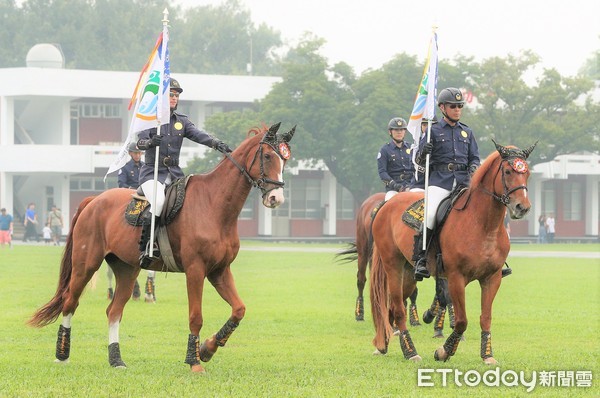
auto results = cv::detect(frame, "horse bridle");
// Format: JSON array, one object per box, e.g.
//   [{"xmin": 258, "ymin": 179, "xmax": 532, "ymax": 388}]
[
  {"xmin": 480, "ymin": 157, "xmax": 528, "ymax": 206},
  {"xmin": 223, "ymin": 138, "xmax": 286, "ymax": 199}
]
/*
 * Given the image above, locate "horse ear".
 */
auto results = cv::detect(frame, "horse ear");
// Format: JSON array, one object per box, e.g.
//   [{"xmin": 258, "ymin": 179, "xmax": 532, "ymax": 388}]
[
  {"xmin": 522, "ymin": 141, "xmax": 538, "ymax": 159},
  {"xmin": 280, "ymin": 125, "xmax": 296, "ymax": 143},
  {"xmin": 492, "ymin": 138, "xmax": 510, "ymax": 158},
  {"xmin": 265, "ymin": 122, "xmax": 280, "ymax": 142}
]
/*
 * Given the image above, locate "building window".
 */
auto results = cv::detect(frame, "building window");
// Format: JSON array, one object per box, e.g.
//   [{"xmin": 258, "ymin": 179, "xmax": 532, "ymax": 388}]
[
  {"xmin": 542, "ymin": 181, "xmax": 556, "ymax": 215},
  {"xmin": 562, "ymin": 181, "xmax": 582, "ymax": 221},
  {"xmin": 240, "ymin": 192, "xmax": 256, "ymax": 219},
  {"xmin": 77, "ymin": 103, "xmax": 121, "ymax": 118},
  {"xmin": 70, "ymin": 177, "xmax": 117, "ymax": 191},
  {"xmin": 336, "ymin": 183, "xmax": 355, "ymax": 220},
  {"xmin": 290, "ymin": 178, "xmax": 321, "ymax": 219}
]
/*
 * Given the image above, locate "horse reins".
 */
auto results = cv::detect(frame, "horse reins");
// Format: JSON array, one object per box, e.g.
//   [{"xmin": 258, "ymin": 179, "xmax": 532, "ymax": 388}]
[{"xmin": 223, "ymin": 139, "xmax": 285, "ymax": 199}]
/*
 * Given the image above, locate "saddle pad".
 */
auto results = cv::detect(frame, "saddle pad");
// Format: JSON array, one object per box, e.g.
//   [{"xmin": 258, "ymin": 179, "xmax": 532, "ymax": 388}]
[
  {"xmin": 370, "ymin": 200, "xmax": 386, "ymax": 221},
  {"xmin": 124, "ymin": 176, "xmax": 190, "ymax": 227},
  {"xmin": 125, "ymin": 199, "xmax": 150, "ymax": 226},
  {"xmin": 402, "ymin": 198, "xmax": 424, "ymax": 231}
]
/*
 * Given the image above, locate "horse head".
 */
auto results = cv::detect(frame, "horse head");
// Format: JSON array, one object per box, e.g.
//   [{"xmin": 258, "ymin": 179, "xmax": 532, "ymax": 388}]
[
  {"xmin": 247, "ymin": 122, "xmax": 295, "ymax": 208},
  {"xmin": 491, "ymin": 139, "xmax": 536, "ymax": 219}
]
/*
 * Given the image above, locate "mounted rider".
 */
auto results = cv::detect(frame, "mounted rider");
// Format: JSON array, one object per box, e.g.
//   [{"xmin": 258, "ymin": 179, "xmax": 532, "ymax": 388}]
[
  {"xmin": 136, "ymin": 77, "xmax": 232, "ymax": 269},
  {"xmin": 412, "ymin": 88, "xmax": 480, "ymax": 281},
  {"xmin": 377, "ymin": 117, "xmax": 416, "ymax": 201}
]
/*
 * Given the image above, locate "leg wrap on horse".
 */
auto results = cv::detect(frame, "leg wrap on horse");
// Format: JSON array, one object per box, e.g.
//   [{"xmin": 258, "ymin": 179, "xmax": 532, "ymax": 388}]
[
  {"xmin": 55, "ymin": 325, "xmax": 71, "ymax": 361},
  {"xmin": 184, "ymin": 334, "xmax": 201, "ymax": 366},
  {"xmin": 433, "ymin": 306, "xmax": 446, "ymax": 338},
  {"xmin": 399, "ymin": 330, "xmax": 419, "ymax": 359},
  {"xmin": 108, "ymin": 342, "xmax": 126, "ymax": 367},
  {"xmin": 132, "ymin": 280, "xmax": 141, "ymax": 300},
  {"xmin": 423, "ymin": 297, "xmax": 439, "ymax": 324},
  {"xmin": 355, "ymin": 296, "xmax": 364, "ymax": 321},
  {"xmin": 436, "ymin": 330, "xmax": 463, "ymax": 361},
  {"xmin": 447, "ymin": 303, "xmax": 455, "ymax": 329},
  {"xmin": 481, "ymin": 331, "xmax": 493, "ymax": 359},
  {"xmin": 409, "ymin": 303, "xmax": 421, "ymax": 327},
  {"xmin": 145, "ymin": 276, "xmax": 155, "ymax": 301},
  {"xmin": 215, "ymin": 319, "xmax": 239, "ymax": 347}
]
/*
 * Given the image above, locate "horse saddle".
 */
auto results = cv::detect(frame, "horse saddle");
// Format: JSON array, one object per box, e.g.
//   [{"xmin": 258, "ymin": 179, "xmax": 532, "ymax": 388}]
[
  {"xmin": 124, "ymin": 175, "xmax": 191, "ymax": 226},
  {"xmin": 370, "ymin": 200, "xmax": 387, "ymax": 221},
  {"xmin": 401, "ymin": 186, "xmax": 469, "ymax": 232}
]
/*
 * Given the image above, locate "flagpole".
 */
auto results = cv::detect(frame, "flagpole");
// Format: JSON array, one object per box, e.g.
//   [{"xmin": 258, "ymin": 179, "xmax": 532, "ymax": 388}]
[
  {"xmin": 148, "ymin": 8, "xmax": 169, "ymax": 258},
  {"xmin": 422, "ymin": 120, "xmax": 432, "ymax": 250},
  {"xmin": 422, "ymin": 26, "xmax": 437, "ymax": 251}
]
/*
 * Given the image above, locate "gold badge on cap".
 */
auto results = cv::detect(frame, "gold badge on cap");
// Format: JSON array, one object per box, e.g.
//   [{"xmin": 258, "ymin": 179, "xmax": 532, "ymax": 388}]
[
  {"xmin": 455, "ymin": 93, "xmax": 462, "ymax": 101},
  {"xmin": 461, "ymin": 130, "xmax": 468, "ymax": 138},
  {"xmin": 174, "ymin": 122, "xmax": 183, "ymax": 130}
]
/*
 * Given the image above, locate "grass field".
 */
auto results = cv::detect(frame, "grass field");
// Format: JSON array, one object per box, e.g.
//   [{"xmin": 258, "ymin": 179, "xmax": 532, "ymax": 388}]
[{"xmin": 0, "ymin": 243, "xmax": 598, "ymax": 397}]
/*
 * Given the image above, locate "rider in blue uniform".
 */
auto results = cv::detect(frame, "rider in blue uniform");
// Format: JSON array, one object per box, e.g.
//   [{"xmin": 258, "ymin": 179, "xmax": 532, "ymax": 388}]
[
  {"xmin": 412, "ymin": 88, "xmax": 480, "ymax": 281},
  {"xmin": 118, "ymin": 143, "xmax": 144, "ymax": 189},
  {"xmin": 136, "ymin": 78, "xmax": 232, "ymax": 268},
  {"xmin": 377, "ymin": 117, "xmax": 415, "ymax": 201}
]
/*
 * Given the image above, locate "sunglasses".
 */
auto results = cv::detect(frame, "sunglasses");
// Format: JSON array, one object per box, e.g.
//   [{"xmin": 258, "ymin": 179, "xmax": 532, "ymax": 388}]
[
  {"xmin": 169, "ymin": 92, "xmax": 179, "ymax": 98},
  {"xmin": 447, "ymin": 103, "xmax": 464, "ymax": 109}
]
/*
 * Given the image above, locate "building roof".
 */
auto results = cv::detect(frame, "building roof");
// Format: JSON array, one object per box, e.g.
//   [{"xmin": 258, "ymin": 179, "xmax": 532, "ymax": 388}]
[{"xmin": 0, "ymin": 67, "xmax": 281, "ymax": 103}]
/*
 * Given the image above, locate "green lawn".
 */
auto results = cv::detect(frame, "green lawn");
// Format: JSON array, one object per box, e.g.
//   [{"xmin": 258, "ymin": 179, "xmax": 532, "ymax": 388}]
[{"xmin": 0, "ymin": 244, "xmax": 598, "ymax": 397}]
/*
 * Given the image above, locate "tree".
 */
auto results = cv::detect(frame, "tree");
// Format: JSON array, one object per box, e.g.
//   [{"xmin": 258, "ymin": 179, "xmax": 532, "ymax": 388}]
[
  {"xmin": 457, "ymin": 51, "xmax": 599, "ymax": 165},
  {"xmin": 0, "ymin": 0, "xmax": 283, "ymax": 75}
]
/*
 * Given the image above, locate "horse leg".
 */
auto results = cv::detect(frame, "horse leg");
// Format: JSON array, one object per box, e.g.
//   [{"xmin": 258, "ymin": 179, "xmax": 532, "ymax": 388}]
[
  {"xmin": 407, "ymin": 287, "xmax": 421, "ymax": 326},
  {"xmin": 55, "ymin": 253, "xmax": 103, "ymax": 363},
  {"xmin": 355, "ymin": 259, "xmax": 367, "ymax": 321},
  {"xmin": 106, "ymin": 262, "xmax": 138, "ymax": 368},
  {"xmin": 434, "ymin": 273, "xmax": 466, "ymax": 362},
  {"xmin": 184, "ymin": 268, "xmax": 207, "ymax": 373},
  {"xmin": 199, "ymin": 267, "xmax": 246, "ymax": 365},
  {"xmin": 479, "ymin": 274, "xmax": 502, "ymax": 365},
  {"xmin": 386, "ymin": 260, "xmax": 421, "ymax": 361}
]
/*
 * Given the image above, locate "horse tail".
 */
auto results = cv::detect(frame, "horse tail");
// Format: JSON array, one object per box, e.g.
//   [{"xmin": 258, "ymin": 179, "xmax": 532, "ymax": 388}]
[
  {"xmin": 370, "ymin": 245, "xmax": 393, "ymax": 349},
  {"xmin": 335, "ymin": 242, "xmax": 358, "ymax": 263},
  {"xmin": 28, "ymin": 196, "xmax": 96, "ymax": 328}
]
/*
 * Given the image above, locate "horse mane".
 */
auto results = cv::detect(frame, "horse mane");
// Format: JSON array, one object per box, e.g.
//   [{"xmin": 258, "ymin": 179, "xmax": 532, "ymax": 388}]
[
  {"xmin": 470, "ymin": 150, "xmax": 501, "ymax": 188},
  {"xmin": 246, "ymin": 123, "xmax": 269, "ymax": 138}
]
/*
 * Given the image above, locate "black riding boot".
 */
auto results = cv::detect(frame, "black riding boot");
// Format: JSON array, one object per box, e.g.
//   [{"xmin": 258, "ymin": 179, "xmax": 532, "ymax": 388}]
[
  {"xmin": 139, "ymin": 216, "xmax": 160, "ymax": 269},
  {"xmin": 412, "ymin": 228, "xmax": 432, "ymax": 281}
]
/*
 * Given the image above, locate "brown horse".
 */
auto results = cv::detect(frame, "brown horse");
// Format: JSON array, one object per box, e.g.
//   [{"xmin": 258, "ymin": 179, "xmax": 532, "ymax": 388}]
[
  {"xmin": 337, "ymin": 192, "xmax": 384, "ymax": 320},
  {"xmin": 29, "ymin": 123, "xmax": 295, "ymax": 373},
  {"xmin": 370, "ymin": 142, "xmax": 535, "ymax": 363}
]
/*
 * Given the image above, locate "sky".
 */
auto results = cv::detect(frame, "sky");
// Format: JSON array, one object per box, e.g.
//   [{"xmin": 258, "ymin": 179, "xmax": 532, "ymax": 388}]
[{"xmin": 175, "ymin": 0, "xmax": 599, "ymax": 77}]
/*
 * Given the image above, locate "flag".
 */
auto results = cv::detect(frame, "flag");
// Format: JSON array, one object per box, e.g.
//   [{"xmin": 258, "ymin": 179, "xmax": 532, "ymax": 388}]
[
  {"xmin": 105, "ymin": 23, "xmax": 170, "ymax": 178},
  {"xmin": 407, "ymin": 31, "xmax": 438, "ymax": 146}
]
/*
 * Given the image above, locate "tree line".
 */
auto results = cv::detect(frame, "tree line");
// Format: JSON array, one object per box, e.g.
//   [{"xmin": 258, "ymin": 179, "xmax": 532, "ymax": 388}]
[{"xmin": 3, "ymin": 0, "xmax": 598, "ymax": 204}]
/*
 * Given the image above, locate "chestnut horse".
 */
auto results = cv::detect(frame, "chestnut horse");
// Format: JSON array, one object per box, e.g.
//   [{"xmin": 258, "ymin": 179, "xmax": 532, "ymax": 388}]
[
  {"xmin": 370, "ymin": 142, "xmax": 535, "ymax": 363},
  {"xmin": 29, "ymin": 123, "xmax": 295, "ymax": 373}
]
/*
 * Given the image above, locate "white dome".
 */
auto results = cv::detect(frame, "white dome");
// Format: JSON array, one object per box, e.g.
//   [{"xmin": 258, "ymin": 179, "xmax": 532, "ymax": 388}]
[{"xmin": 26, "ymin": 43, "xmax": 64, "ymax": 68}]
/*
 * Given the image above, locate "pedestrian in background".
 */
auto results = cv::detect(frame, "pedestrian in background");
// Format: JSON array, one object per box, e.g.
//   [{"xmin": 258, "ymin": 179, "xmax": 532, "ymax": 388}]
[{"xmin": 0, "ymin": 208, "xmax": 13, "ymax": 249}]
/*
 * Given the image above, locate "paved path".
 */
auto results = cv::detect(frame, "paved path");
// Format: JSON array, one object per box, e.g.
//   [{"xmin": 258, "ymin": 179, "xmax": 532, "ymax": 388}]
[{"xmin": 240, "ymin": 245, "xmax": 600, "ymax": 259}]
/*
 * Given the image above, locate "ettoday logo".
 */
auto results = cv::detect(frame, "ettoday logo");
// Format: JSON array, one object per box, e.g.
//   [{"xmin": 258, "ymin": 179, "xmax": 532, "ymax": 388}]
[{"xmin": 417, "ymin": 368, "xmax": 593, "ymax": 392}]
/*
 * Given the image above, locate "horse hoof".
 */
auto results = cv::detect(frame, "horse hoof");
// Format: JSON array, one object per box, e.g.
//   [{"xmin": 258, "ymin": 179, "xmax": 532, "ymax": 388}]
[
  {"xmin": 433, "ymin": 332, "xmax": 444, "ymax": 339},
  {"xmin": 483, "ymin": 357, "xmax": 498, "ymax": 365},
  {"xmin": 355, "ymin": 316, "xmax": 364, "ymax": 321},
  {"xmin": 372, "ymin": 348, "xmax": 387, "ymax": 355},
  {"xmin": 422, "ymin": 310, "xmax": 434, "ymax": 324},
  {"xmin": 434, "ymin": 347, "xmax": 448, "ymax": 362},
  {"xmin": 54, "ymin": 358, "xmax": 69, "ymax": 364},
  {"xmin": 392, "ymin": 329, "xmax": 400, "ymax": 336},
  {"xmin": 190, "ymin": 364, "xmax": 206, "ymax": 373},
  {"xmin": 409, "ymin": 355, "xmax": 422, "ymax": 362}
]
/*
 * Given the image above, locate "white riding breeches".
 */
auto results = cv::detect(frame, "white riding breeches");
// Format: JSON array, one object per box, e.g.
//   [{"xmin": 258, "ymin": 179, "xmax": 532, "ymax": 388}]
[
  {"xmin": 425, "ymin": 185, "xmax": 451, "ymax": 230},
  {"xmin": 384, "ymin": 190, "xmax": 397, "ymax": 201},
  {"xmin": 141, "ymin": 180, "xmax": 166, "ymax": 216}
]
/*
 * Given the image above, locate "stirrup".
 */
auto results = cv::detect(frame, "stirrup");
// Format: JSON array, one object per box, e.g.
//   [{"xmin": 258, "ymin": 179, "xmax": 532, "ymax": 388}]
[
  {"xmin": 139, "ymin": 244, "xmax": 160, "ymax": 269},
  {"xmin": 501, "ymin": 267, "xmax": 512, "ymax": 278},
  {"xmin": 414, "ymin": 258, "xmax": 430, "ymax": 281}
]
